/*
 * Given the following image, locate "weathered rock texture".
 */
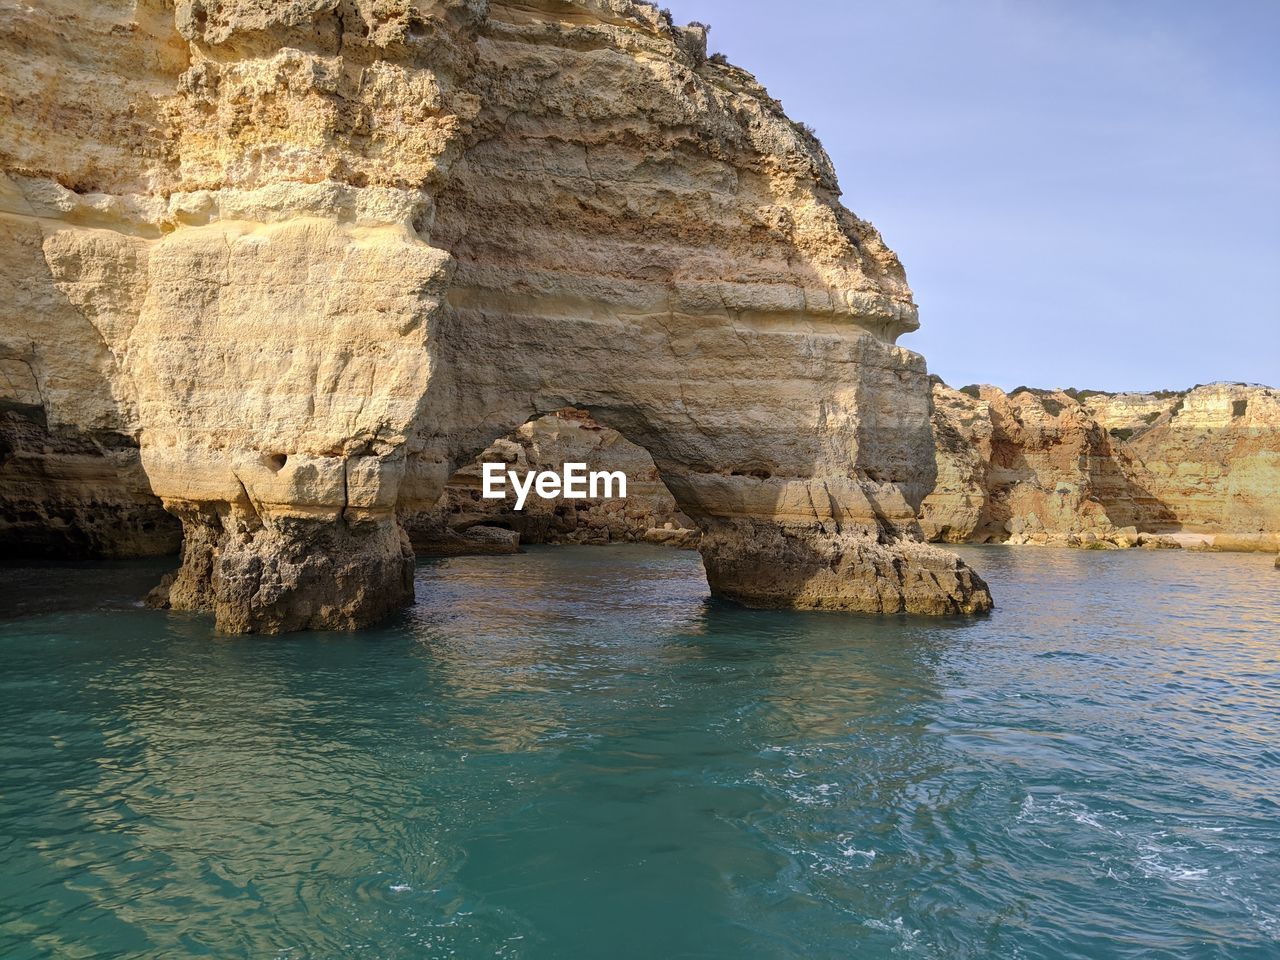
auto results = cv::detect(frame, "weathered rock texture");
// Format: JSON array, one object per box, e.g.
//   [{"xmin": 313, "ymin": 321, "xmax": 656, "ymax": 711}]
[
  {"xmin": 405, "ymin": 409, "xmax": 698, "ymax": 552},
  {"xmin": 922, "ymin": 381, "xmax": 1280, "ymax": 552},
  {"xmin": 0, "ymin": 407, "xmax": 181, "ymax": 559},
  {"xmin": 0, "ymin": 0, "xmax": 991, "ymax": 631}
]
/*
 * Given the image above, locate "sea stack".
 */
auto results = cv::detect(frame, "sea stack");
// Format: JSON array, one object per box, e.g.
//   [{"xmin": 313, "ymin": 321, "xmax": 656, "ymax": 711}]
[{"xmin": 0, "ymin": 0, "xmax": 991, "ymax": 632}]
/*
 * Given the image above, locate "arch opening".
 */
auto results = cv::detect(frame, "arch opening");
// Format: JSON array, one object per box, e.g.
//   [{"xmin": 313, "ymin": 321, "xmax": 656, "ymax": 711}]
[{"xmin": 400, "ymin": 407, "xmax": 701, "ymax": 558}]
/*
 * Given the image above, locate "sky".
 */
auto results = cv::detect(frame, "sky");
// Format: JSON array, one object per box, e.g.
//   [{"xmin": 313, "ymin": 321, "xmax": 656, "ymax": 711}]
[{"xmin": 664, "ymin": 0, "xmax": 1279, "ymax": 391}]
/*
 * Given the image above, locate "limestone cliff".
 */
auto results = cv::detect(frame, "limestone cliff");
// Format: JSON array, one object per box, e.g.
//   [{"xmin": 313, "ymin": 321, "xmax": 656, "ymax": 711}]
[
  {"xmin": 0, "ymin": 0, "xmax": 991, "ymax": 631},
  {"xmin": 921, "ymin": 381, "xmax": 1280, "ymax": 552}
]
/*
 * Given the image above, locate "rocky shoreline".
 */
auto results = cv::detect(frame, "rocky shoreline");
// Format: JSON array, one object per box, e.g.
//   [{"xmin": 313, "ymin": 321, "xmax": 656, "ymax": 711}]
[
  {"xmin": 2, "ymin": 0, "xmax": 993, "ymax": 631},
  {"xmin": 922, "ymin": 380, "xmax": 1279, "ymax": 554},
  {"xmin": 1, "ymin": 1, "xmax": 1272, "ymax": 634}
]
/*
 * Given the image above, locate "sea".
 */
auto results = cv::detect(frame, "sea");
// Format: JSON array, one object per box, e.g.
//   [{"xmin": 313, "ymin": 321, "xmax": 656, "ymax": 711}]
[{"xmin": 1, "ymin": 544, "xmax": 1277, "ymax": 959}]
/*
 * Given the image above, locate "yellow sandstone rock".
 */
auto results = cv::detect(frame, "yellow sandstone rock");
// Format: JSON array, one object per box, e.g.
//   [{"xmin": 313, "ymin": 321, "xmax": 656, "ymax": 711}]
[
  {"xmin": 0, "ymin": 0, "xmax": 992, "ymax": 631},
  {"xmin": 921, "ymin": 381, "xmax": 1279, "ymax": 553}
]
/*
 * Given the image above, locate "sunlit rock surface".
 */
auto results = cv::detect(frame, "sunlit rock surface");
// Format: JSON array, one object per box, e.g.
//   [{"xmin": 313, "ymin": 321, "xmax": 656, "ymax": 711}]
[
  {"xmin": 0, "ymin": 0, "xmax": 991, "ymax": 631},
  {"xmin": 921, "ymin": 381, "xmax": 1279, "ymax": 553}
]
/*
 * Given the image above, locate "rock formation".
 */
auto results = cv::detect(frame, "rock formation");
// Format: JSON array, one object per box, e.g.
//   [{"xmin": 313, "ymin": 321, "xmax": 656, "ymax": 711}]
[
  {"xmin": 0, "ymin": 0, "xmax": 991, "ymax": 631},
  {"xmin": 405, "ymin": 409, "xmax": 698, "ymax": 553},
  {"xmin": 0, "ymin": 407, "xmax": 182, "ymax": 559},
  {"xmin": 921, "ymin": 380, "xmax": 1280, "ymax": 551},
  {"xmin": 398, "ymin": 383, "xmax": 1280, "ymax": 558}
]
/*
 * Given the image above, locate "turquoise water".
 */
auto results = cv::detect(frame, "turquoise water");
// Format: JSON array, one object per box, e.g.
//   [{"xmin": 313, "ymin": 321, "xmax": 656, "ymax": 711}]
[{"xmin": 1, "ymin": 545, "xmax": 1278, "ymax": 959}]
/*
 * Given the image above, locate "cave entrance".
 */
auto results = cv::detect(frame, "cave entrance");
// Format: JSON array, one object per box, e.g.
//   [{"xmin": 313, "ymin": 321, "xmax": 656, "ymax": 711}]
[{"xmin": 400, "ymin": 408, "xmax": 699, "ymax": 557}]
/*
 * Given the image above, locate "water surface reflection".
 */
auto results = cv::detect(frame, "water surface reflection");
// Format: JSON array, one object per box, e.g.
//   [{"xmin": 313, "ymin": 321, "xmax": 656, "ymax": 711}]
[{"xmin": 1, "ymin": 545, "xmax": 1277, "ymax": 959}]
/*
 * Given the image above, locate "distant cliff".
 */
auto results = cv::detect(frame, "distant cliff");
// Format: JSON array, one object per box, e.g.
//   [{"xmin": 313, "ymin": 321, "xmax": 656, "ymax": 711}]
[{"xmin": 921, "ymin": 381, "xmax": 1280, "ymax": 552}]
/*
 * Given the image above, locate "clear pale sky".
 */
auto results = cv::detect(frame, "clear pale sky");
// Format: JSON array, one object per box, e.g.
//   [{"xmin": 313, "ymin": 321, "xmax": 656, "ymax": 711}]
[{"xmin": 665, "ymin": 0, "xmax": 1279, "ymax": 391}]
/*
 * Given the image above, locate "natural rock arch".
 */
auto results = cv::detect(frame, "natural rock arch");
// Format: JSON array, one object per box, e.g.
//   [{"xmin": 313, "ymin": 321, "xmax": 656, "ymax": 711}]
[{"xmin": 0, "ymin": 0, "xmax": 991, "ymax": 633}]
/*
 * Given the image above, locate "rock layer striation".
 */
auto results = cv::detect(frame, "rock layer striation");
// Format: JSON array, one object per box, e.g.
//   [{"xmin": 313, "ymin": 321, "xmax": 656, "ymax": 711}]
[
  {"xmin": 0, "ymin": 0, "xmax": 991, "ymax": 630},
  {"xmin": 922, "ymin": 381, "xmax": 1280, "ymax": 552}
]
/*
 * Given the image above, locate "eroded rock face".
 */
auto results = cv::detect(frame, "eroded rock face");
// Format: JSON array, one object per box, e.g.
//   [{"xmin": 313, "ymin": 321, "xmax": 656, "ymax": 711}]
[
  {"xmin": 921, "ymin": 381, "xmax": 1279, "ymax": 552},
  {"xmin": 1094, "ymin": 386, "xmax": 1280, "ymax": 550},
  {"xmin": 0, "ymin": 408, "xmax": 181, "ymax": 559},
  {"xmin": 0, "ymin": 0, "xmax": 991, "ymax": 631}
]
